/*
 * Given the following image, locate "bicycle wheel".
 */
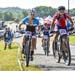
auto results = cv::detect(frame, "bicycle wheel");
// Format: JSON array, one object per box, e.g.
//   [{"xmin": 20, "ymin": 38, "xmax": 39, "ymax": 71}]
[
  {"xmin": 47, "ymin": 40, "xmax": 49, "ymax": 56},
  {"xmin": 62, "ymin": 37, "xmax": 71, "ymax": 66},
  {"xmin": 25, "ymin": 40, "xmax": 31, "ymax": 67},
  {"xmin": 52, "ymin": 42, "xmax": 58, "ymax": 58},
  {"xmin": 52, "ymin": 42, "xmax": 56, "ymax": 57},
  {"xmin": 57, "ymin": 40, "xmax": 62, "ymax": 63},
  {"xmin": 54, "ymin": 40, "xmax": 61, "ymax": 63},
  {"xmin": 44, "ymin": 40, "xmax": 49, "ymax": 56},
  {"xmin": 43, "ymin": 40, "xmax": 46, "ymax": 55}
]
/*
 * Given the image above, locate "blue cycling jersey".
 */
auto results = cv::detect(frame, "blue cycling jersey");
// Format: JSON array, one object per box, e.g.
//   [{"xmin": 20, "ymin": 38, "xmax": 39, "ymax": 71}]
[{"xmin": 23, "ymin": 16, "xmax": 39, "ymax": 26}]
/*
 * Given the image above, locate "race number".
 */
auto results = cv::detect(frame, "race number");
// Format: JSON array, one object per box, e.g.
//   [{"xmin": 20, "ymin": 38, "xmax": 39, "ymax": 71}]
[
  {"xmin": 59, "ymin": 29, "xmax": 67, "ymax": 35},
  {"xmin": 43, "ymin": 35, "xmax": 48, "ymax": 39}
]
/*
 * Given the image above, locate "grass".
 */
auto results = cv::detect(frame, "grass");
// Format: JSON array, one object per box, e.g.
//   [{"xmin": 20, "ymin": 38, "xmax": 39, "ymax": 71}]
[
  {"xmin": 69, "ymin": 35, "xmax": 75, "ymax": 44},
  {"xmin": 0, "ymin": 40, "xmax": 43, "ymax": 71}
]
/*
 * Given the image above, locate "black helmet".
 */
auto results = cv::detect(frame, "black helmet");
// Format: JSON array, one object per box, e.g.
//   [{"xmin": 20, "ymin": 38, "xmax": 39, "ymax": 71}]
[{"xmin": 58, "ymin": 6, "xmax": 65, "ymax": 11}]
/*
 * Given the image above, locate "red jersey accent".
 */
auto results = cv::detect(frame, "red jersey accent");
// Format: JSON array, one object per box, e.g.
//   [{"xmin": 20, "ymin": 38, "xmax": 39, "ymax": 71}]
[{"xmin": 53, "ymin": 12, "xmax": 71, "ymax": 28}]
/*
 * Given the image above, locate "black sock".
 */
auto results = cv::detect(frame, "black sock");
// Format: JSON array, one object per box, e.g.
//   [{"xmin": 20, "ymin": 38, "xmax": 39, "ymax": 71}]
[
  {"xmin": 31, "ymin": 51, "xmax": 34, "ymax": 56},
  {"xmin": 22, "ymin": 45, "xmax": 24, "ymax": 53}
]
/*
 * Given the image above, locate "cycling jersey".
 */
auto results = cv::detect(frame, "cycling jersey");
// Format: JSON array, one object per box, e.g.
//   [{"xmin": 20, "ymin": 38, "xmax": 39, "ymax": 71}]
[
  {"xmin": 41, "ymin": 26, "xmax": 50, "ymax": 36},
  {"xmin": 23, "ymin": 16, "xmax": 39, "ymax": 26},
  {"xmin": 53, "ymin": 12, "xmax": 71, "ymax": 28},
  {"xmin": 22, "ymin": 16, "xmax": 39, "ymax": 32}
]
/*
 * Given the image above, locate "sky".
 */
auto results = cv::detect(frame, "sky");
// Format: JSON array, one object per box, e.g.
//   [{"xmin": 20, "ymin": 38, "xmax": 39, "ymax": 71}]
[{"xmin": 0, "ymin": 0, "xmax": 75, "ymax": 9}]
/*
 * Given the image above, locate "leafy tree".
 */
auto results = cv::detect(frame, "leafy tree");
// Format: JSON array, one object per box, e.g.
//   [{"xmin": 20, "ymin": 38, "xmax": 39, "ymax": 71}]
[
  {"xmin": 4, "ymin": 12, "xmax": 14, "ymax": 21},
  {"xmin": 22, "ymin": 10, "xmax": 28, "ymax": 18},
  {"xmin": 70, "ymin": 8, "xmax": 75, "ymax": 16},
  {"xmin": 0, "ymin": 12, "xmax": 3, "ymax": 19}
]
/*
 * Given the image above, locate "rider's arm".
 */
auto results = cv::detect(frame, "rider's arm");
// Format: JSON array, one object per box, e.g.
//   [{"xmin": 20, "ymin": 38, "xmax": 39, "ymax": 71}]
[
  {"xmin": 36, "ymin": 19, "xmax": 41, "ymax": 32},
  {"xmin": 69, "ymin": 18, "xmax": 74, "ymax": 26},
  {"xmin": 51, "ymin": 17, "xmax": 57, "ymax": 32},
  {"xmin": 66, "ymin": 13, "xmax": 74, "ymax": 26},
  {"xmin": 19, "ymin": 22, "xmax": 23, "ymax": 29},
  {"xmin": 50, "ymin": 13, "xmax": 58, "ymax": 32},
  {"xmin": 19, "ymin": 17, "xmax": 29, "ymax": 29},
  {"xmin": 38, "ymin": 26, "xmax": 40, "ymax": 31}
]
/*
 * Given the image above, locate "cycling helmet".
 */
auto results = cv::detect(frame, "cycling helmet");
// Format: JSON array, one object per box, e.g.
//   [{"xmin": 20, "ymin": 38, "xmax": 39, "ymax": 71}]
[
  {"xmin": 30, "ymin": 9, "xmax": 36, "ymax": 15},
  {"xmin": 44, "ymin": 20, "xmax": 51, "ymax": 25},
  {"xmin": 58, "ymin": 6, "xmax": 65, "ymax": 11}
]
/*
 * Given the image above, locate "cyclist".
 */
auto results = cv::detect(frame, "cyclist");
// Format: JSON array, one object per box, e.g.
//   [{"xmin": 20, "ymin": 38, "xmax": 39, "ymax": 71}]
[
  {"xmin": 4, "ymin": 27, "xmax": 13, "ymax": 50},
  {"xmin": 51, "ymin": 6, "xmax": 74, "ymax": 50},
  {"xmin": 41, "ymin": 19, "xmax": 51, "ymax": 52},
  {"xmin": 19, "ymin": 9, "xmax": 40, "ymax": 61}
]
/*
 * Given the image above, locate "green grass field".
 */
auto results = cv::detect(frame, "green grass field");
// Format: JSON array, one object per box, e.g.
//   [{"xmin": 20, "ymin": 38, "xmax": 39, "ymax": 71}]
[
  {"xmin": 0, "ymin": 41, "xmax": 43, "ymax": 71},
  {"xmin": 69, "ymin": 35, "xmax": 75, "ymax": 44}
]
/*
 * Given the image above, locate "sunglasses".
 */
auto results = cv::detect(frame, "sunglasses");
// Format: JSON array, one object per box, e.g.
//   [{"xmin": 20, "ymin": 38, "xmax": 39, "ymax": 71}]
[
  {"xmin": 31, "ymin": 14, "xmax": 34, "ymax": 16},
  {"xmin": 59, "ymin": 9, "xmax": 65, "ymax": 11}
]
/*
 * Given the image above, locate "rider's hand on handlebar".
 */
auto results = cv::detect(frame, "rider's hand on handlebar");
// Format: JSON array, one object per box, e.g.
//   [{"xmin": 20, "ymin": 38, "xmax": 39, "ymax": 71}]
[
  {"xmin": 50, "ymin": 29, "xmax": 53, "ymax": 33},
  {"xmin": 68, "ymin": 26, "xmax": 74, "ymax": 31}
]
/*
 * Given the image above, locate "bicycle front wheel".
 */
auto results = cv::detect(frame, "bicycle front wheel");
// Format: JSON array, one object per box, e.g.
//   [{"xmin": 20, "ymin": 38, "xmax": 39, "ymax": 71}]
[
  {"xmin": 62, "ymin": 37, "xmax": 71, "ymax": 66},
  {"xmin": 25, "ymin": 40, "xmax": 31, "ymax": 67}
]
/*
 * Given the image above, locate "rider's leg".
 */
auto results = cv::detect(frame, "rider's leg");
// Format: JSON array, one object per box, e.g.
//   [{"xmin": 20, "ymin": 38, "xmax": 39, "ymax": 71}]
[
  {"xmin": 22, "ymin": 36, "xmax": 26, "ymax": 54},
  {"xmin": 42, "ymin": 37, "xmax": 44, "ymax": 47},
  {"xmin": 30, "ymin": 38, "xmax": 36, "ymax": 61},
  {"xmin": 31, "ymin": 38, "xmax": 36, "ymax": 53},
  {"xmin": 53, "ymin": 33, "xmax": 59, "ymax": 50},
  {"xmin": 53, "ymin": 24, "xmax": 59, "ymax": 50}
]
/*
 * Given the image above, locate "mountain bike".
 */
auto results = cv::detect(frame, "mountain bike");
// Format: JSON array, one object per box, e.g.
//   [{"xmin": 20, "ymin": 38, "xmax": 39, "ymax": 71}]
[
  {"xmin": 24, "ymin": 31, "xmax": 32, "ymax": 67},
  {"xmin": 52, "ymin": 28, "xmax": 73, "ymax": 65}
]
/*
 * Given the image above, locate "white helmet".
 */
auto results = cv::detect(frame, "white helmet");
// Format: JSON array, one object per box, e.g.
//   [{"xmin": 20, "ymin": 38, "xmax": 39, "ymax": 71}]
[{"xmin": 28, "ymin": 9, "xmax": 36, "ymax": 15}]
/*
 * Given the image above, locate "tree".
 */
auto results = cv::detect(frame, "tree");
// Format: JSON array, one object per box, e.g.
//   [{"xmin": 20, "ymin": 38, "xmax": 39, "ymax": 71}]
[
  {"xmin": 35, "ymin": 6, "xmax": 56, "ymax": 17},
  {"xmin": 0, "ymin": 12, "xmax": 3, "ymax": 19},
  {"xmin": 70, "ymin": 8, "xmax": 75, "ymax": 16},
  {"xmin": 4, "ymin": 12, "xmax": 14, "ymax": 21},
  {"xmin": 22, "ymin": 10, "xmax": 28, "ymax": 18}
]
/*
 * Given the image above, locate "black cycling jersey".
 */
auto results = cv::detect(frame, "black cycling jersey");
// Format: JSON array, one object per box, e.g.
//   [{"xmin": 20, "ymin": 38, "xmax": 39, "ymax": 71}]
[{"xmin": 26, "ymin": 25, "xmax": 36, "ymax": 32}]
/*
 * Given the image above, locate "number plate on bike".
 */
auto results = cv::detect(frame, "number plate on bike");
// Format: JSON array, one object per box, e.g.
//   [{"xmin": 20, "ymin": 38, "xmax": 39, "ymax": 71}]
[
  {"xmin": 44, "ymin": 35, "xmax": 48, "ymax": 39},
  {"xmin": 59, "ymin": 29, "xmax": 67, "ymax": 35},
  {"xmin": 25, "ymin": 31, "xmax": 32, "ymax": 36}
]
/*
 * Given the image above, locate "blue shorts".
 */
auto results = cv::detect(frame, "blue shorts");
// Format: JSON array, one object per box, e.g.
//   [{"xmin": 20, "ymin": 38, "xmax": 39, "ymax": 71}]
[{"xmin": 54, "ymin": 24, "xmax": 67, "ymax": 31}]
